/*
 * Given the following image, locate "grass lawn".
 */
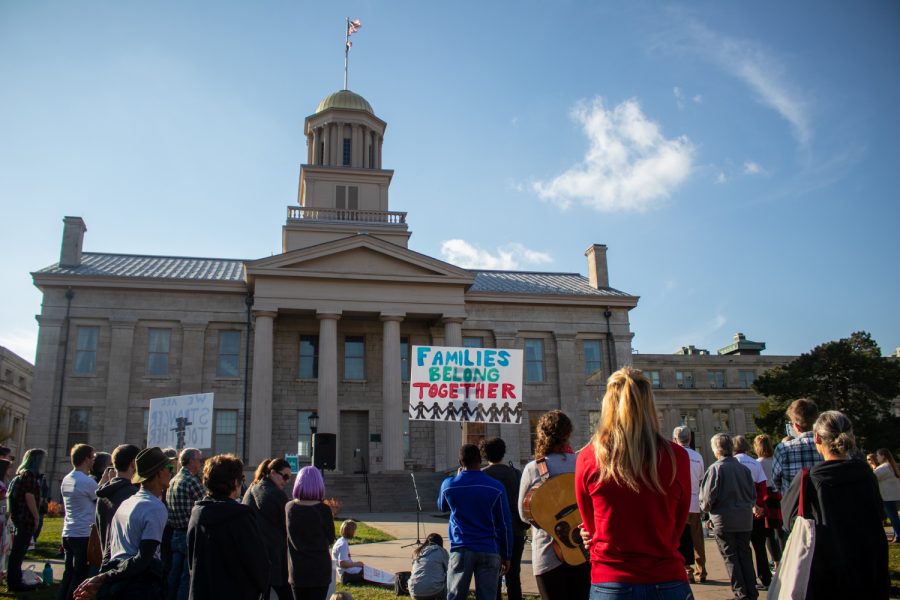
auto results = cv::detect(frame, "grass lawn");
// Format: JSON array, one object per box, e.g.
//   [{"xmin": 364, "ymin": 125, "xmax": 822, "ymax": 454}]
[
  {"xmin": 337, "ymin": 520, "xmax": 395, "ymax": 545},
  {"xmin": 889, "ymin": 541, "xmax": 899, "ymax": 597}
]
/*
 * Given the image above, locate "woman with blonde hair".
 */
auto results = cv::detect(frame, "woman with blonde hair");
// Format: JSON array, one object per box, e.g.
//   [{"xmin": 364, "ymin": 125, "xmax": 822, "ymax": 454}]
[
  {"xmin": 874, "ymin": 448, "xmax": 900, "ymax": 542},
  {"xmin": 575, "ymin": 367, "xmax": 692, "ymax": 599},
  {"xmin": 517, "ymin": 410, "xmax": 589, "ymax": 600}
]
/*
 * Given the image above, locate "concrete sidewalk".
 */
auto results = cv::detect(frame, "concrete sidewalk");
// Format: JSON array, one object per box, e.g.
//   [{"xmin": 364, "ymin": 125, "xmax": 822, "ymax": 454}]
[{"xmin": 346, "ymin": 511, "xmax": 768, "ymax": 600}]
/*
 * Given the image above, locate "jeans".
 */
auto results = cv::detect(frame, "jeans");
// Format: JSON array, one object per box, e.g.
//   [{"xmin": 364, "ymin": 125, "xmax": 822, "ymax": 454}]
[
  {"xmin": 165, "ymin": 529, "xmax": 189, "ymax": 600},
  {"xmin": 535, "ymin": 562, "xmax": 591, "ymax": 600},
  {"xmin": 714, "ymin": 531, "xmax": 757, "ymax": 600},
  {"xmin": 6, "ymin": 525, "xmax": 34, "ymax": 589},
  {"xmin": 57, "ymin": 536, "xmax": 90, "ymax": 600},
  {"xmin": 497, "ymin": 533, "xmax": 526, "ymax": 600},
  {"xmin": 447, "ymin": 548, "xmax": 501, "ymax": 600},
  {"xmin": 589, "ymin": 581, "xmax": 694, "ymax": 599},
  {"xmin": 884, "ymin": 500, "xmax": 900, "ymax": 537}
]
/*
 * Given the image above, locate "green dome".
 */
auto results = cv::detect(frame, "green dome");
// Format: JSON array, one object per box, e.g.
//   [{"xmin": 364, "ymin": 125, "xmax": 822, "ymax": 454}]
[{"xmin": 315, "ymin": 89, "xmax": 374, "ymax": 115}]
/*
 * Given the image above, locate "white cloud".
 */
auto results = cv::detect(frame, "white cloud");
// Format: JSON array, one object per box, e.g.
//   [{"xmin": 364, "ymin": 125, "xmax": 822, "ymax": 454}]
[
  {"xmin": 715, "ymin": 171, "xmax": 727, "ymax": 184},
  {"xmin": 532, "ymin": 97, "xmax": 695, "ymax": 212},
  {"xmin": 743, "ymin": 161, "xmax": 765, "ymax": 175},
  {"xmin": 692, "ymin": 94, "xmax": 703, "ymax": 104},
  {"xmin": 673, "ymin": 86, "xmax": 686, "ymax": 110},
  {"xmin": 440, "ymin": 239, "xmax": 552, "ymax": 270},
  {"xmin": 0, "ymin": 329, "xmax": 38, "ymax": 364},
  {"xmin": 510, "ymin": 116, "xmax": 519, "ymax": 127},
  {"xmin": 686, "ymin": 20, "xmax": 811, "ymax": 145}
]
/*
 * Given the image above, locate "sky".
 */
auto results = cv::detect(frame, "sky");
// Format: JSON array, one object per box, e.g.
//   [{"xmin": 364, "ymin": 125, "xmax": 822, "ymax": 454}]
[{"xmin": 2, "ymin": 1, "xmax": 899, "ymax": 363}]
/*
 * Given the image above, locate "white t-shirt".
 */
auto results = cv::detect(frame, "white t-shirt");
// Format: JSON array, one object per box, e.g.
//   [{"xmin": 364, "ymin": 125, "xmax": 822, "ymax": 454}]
[
  {"xmin": 332, "ymin": 536, "xmax": 362, "ymax": 575},
  {"xmin": 108, "ymin": 489, "xmax": 168, "ymax": 562},
  {"xmin": 682, "ymin": 446, "xmax": 705, "ymax": 513},
  {"xmin": 61, "ymin": 470, "xmax": 98, "ymax": 538},
  {"xmin": 736, "ymin": 453, "xmax": 767, "ymax": 485}
]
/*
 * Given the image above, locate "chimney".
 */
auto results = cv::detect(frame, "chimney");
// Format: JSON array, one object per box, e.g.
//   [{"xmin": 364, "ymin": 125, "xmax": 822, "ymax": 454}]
[
  {"xmin": 59, "ymin": 216, "xmax": 87, "ymax": 268},
  {"xmin": 584, "ymin": 244, "xmax": 609, "ymax": 288}
]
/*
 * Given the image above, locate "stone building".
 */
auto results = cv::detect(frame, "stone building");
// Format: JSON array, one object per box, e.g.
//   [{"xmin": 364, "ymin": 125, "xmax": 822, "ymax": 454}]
[
  {"xmin": 27, "ymin": 88, "xmax": 640, "ymax": 497},
  {"xmin": 0, "ymin": 346, "xmax": 32, "ymax": 459}
]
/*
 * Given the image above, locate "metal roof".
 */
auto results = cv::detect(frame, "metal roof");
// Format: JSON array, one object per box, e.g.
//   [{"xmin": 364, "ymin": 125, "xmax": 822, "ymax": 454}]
[
  {"xmin": 470, "ymin": 270, "xmax": 631, "ymax": 297},
  {"xmin": 35, "ymin": 253, "xmax": 245, "ymax": 281}
]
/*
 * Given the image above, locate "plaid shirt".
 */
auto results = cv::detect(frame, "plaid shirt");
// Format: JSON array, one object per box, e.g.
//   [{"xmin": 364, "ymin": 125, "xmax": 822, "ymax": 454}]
[
  {"xmin": 772, "ymin": 432, "xmax": 823, "ymax": 493},
  {"xmin": 165, "ymin": 467, "xmax": 204, "ymax": 529}
]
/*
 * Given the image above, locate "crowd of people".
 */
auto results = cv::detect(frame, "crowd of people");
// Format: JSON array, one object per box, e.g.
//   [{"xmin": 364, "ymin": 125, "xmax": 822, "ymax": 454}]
[{"xmin": 0, "ymin": 366, "xmax": 896, "ymax": 600}]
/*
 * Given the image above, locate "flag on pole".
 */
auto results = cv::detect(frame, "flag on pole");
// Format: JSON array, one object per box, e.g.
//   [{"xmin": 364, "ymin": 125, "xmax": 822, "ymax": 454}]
[{"xmin": 348, "ymin": 18, "xmax": 361, "ymax": 35}]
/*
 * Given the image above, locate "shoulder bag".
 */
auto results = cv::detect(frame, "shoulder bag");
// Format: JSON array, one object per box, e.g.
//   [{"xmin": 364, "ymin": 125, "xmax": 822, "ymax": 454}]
[{"xmin": 768, "ymin": 468, "xmax": 816, "ymax": 599}]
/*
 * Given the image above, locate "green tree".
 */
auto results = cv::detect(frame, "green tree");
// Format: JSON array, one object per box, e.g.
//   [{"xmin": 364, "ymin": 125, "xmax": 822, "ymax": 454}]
[{"xmin": 753, "ymin": 331, "xmax": 900, "ymax": 453}]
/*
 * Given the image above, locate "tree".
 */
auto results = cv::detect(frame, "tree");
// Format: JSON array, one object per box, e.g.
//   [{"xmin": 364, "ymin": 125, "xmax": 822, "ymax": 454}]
[{"xmin": 753, "ymin": 331, "xmax": 900, "ymax": 453}]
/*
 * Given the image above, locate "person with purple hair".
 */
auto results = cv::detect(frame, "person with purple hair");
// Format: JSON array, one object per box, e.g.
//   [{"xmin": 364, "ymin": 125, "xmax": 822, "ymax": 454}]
[{"xmin": 286, "ymin": 466, "xmax": 335, "ymax": 600}]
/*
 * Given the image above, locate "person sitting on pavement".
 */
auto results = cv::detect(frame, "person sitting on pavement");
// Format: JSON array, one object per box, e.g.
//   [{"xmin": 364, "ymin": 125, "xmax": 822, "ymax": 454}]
[
  {"xmin": 408, "ymin": 533, "xmax": 449, "ymax": 600},
  {"xmin": 332, "ymin": 520, "xmax": 364, "ymax": 584}
]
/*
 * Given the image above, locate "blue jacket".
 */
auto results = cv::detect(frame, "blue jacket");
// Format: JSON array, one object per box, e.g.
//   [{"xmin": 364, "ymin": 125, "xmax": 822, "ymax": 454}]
[{"xmin": 437, "ymin": 470, "xmax": 512, "ymax": 559}]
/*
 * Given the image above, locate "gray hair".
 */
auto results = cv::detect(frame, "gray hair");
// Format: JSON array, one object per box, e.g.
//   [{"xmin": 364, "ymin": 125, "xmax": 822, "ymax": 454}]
[
  {"xmin": 180, "ymin": 448, "xmax": 200, "ymax": 466},
  {"xmin": 710, "ymin": 433, "xmax": 733, "ymax": 457},
  {"xmin": 813, "ymin": 411, "xmax": 856, "ymax": 456},
  {"xmin": 673, "ymin": 425, "xmax": 692, "ymax": 445},
  {"xmin": 731, "ymin": 435, "xmax": 750, "ymax": 454}
]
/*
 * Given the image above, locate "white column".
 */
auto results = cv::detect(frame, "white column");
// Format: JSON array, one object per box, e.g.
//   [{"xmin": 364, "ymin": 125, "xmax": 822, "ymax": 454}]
[
  {"xmin": 381, "ymin": 314, "xmax": 404, "ymax": 471},
  {"xmin": 103, "ymin": 320, "xmax": 136, "ymax": 451},
  {"xmin": 494, "ymin": 330, "xmax": 522, "ymax": 466},
  {"xmin": 442, "ymin": 316, "xmax": 465, "ymax": 470},
  {"xmin": 317, "ymin": 311, "xmax": 341, "ymax": 435},
  {"xmin": 249, "ymin": 311, "xmax": 276, "ymax": 465}
]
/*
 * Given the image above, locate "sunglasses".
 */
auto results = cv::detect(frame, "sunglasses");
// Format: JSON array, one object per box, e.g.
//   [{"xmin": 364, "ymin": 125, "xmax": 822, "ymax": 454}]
[{"xmin": 279, "ymin": 472, "xmax": 292, "ymax": 481}]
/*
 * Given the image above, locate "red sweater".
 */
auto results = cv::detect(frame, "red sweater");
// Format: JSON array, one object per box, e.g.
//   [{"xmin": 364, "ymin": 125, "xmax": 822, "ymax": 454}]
[{"xmin": 575, "ymin": 441, "xmax": 691, "ymax": 584}]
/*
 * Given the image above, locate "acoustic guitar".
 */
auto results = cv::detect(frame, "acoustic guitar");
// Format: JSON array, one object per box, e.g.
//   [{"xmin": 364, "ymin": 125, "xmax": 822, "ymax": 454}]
[{"xmin": 521, "ymin": 458, "xmax": 589, "ymax": 566}]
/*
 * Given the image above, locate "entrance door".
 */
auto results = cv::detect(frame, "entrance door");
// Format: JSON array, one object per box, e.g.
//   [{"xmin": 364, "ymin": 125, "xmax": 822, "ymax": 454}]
[{"xmin": 340, "ymin": 411, "xmax": 369, "ymax": 474}]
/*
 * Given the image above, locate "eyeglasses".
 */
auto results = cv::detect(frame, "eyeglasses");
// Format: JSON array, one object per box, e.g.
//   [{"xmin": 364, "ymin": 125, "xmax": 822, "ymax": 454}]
[{"xmin": 279, "ymin": 472, "xmax": 292, "ymax": 481}]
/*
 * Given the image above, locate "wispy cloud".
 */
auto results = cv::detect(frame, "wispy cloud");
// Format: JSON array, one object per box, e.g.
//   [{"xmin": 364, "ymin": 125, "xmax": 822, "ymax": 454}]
[
  {"xmin": 440, "ymin": 239, "xmax": 552, "ymax": 270},
  {"xmin": 743, "ymin": 161, "xmax": 765, "ymax": 175},
  {"xmin": 681, "ymin": 20, "xmax": 812, "ymax": 145},
  {"xmin": 715, "ymin": 171, "xmax": 727, "ymax": 184},
  {"xmin": 673, "ymin": 86, "xmax": 702, "ymax": 110},
  {"xmin": 667, "ymin": 313, "xmax": 728, "ymax": 351},
  {"xmin": 692, "ymin": 94, "xmax": 703, "ymax": 104},
  {"xmin": 532, "ymin": 97, "xmax": 694, "ymax": 212}
]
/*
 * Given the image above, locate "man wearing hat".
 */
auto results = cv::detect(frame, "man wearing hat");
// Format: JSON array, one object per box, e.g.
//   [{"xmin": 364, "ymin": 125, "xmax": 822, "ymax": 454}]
[{"xmin": 73, "ymin": 447, "xmax": 173, "ymax": 600}]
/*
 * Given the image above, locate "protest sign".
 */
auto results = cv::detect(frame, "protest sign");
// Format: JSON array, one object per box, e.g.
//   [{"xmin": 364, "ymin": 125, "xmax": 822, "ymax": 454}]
[
  {"xmin": 147, "ymin": 393, "xmax": 214, "ymax": 449},
  {"xmin": 408, "ymin": 346, "xmax": 524, "ymax": 424},
  {"xmin": 363, "ymin": 565, "xmax": 395, "ymax": 585}
]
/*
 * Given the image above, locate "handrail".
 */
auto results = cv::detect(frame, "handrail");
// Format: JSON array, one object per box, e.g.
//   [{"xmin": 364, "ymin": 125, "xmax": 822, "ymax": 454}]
[{"xmin": 287, "ymin": 206, "xmax": 407, "ymax": 225}]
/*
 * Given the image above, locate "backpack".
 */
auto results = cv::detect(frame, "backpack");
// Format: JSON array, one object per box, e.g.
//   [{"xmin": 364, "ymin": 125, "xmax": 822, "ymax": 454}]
[{"xmin": 393, "ymin": 571, "xmax": 410, "ymax": 596}]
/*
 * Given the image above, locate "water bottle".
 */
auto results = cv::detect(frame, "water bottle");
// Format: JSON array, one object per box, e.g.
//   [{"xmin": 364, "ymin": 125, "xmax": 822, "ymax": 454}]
[{"xmin": 42, "ymin": 562, "xmax": 53, "ymax": 585}]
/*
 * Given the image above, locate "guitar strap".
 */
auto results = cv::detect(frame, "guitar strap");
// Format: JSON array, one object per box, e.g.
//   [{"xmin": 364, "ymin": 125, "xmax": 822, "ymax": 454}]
[{"xmin": 536, "ymin": 457, "xmax": 551, "ymax": 481}]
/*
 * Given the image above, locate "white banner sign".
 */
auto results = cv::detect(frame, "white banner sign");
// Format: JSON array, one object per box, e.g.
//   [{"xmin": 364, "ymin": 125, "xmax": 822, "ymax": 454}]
[
  {"xmin": 363, "ymin": 565, "xmax": 395, "ymax": 585},
  {"xmin": 408, "ymin": 346, "xmax": 524, "ymax": 424},
  {"xmin": 147, "ymin": 393, "xmax": 214, "ymax": 449}
]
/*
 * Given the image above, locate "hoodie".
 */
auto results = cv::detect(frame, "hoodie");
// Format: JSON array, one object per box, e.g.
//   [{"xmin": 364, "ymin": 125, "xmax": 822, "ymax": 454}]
[
  {"xmin": 186, "ymin": 496, "xmax": 270, "ymax": 600},
  {"xmin": 95, "ymin": 476, "xmax": 139, "ymax": 558},
  {"xmin": 782, "ymin": 459, "xmax": 889, "ymax": 600},
  {"xmin": 408, "ymin": 543, "xmax": 449, "ymax": 597}
]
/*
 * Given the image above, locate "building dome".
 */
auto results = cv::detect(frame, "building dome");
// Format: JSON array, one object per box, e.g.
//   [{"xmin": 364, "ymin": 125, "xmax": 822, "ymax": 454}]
[{"xmin": 315, "ymin": 89, "xmax": 374, "ymax": 115}]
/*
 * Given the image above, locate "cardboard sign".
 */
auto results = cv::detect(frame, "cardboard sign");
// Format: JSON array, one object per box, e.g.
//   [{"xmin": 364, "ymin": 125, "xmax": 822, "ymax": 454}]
[
  {"xmin": 147, "ymin": 393, "xmax": 214, "ymax": 449},
  {"xmin": 363, "ymin": 565, "xmax": 395, "ymax": 585},
  {"xmin": 284, "ymin": 454, "xmax": 299, "ymax": 472},
  {"xmin": 408, "ymin": 346, "xmax": 524, "ymax": 424}
]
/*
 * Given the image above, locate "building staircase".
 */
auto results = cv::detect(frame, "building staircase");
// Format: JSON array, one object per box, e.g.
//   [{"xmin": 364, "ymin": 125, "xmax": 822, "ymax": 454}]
[{"xmin": 322, "ymin": 471, "xmax": 449, "ymax": 514}]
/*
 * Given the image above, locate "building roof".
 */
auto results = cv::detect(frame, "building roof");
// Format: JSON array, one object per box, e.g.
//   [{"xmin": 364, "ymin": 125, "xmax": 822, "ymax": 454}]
[
  {"xmin": 35, "ymin": 254, "xmax": 631, "ymax": 298},
  {"xmin": 315, "ymin": 89, "xmax": 374, "ymax": 115},
  {"xmin": 469, "ymin": 270, "xmax": 631, "ymax": 297}
]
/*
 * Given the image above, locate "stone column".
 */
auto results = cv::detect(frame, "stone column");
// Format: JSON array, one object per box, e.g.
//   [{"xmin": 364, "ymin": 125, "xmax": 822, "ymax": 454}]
[
  {"xmin": 317, "ymin": 311, "xmax": 341, "ymax": 435},
  {"xmin": 249, "ymin": 311, "xmax": 276, "ymax": 465},
  {"xmin": 554, "ymin": 332, "xmax": 580, "ymax": 440},
  {"xmin": 322, "ymin": 124, "xmax": 331, "ymax": 167},
  {"xmin": 103, "ymin": 321, "xmax": 136, "ymax": 451},
  {"xmin": 376, "ymin": 135, "xmax": 383, "ymax": 169},
  {"xmin": 352, "ymin": 124, "xmax": 361, "ymax": 167},
  {"xmin": 312, "ymin": 127, "xmax": 320, "ymax": 164},
  {"xmin": 494, "ymin": 330, "xmax": 522, "ymax": 466},
  {"xmin": 441, "ymin": 317, "xmax": 465, "ymax": 470},
  {"xmin": 381, "ymin": 314, "xmax": 404, "ymax": 471},
  {"xmin": 27, "ymin": 317, "xmax": 63, "ymax": 452},
  {"xmin": 179, "ymin": 322, "xmax": 207, "ymax": 395}
]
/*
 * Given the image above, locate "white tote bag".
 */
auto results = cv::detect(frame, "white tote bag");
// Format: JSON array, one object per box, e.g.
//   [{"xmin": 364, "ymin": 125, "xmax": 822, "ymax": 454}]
[{"xmin": 768, "ymin": 469, "xmax": 816, "ymax": 600}]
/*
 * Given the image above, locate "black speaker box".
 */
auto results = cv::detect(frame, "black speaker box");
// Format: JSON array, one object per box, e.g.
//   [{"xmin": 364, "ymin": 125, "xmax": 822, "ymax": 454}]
[{"xmin": 313, "ymin": 433, "xmax": 337, "ymax": 470}]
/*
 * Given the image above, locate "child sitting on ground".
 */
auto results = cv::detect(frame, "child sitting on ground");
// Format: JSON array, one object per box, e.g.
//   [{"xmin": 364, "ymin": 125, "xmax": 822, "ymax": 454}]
[
  {"xmin": 408, "ymin": 533, "xmax": 449, "ymax": 600},
  {"xmin": 332, "ymin": 520, "xmax": 365, "ymax": 584}
]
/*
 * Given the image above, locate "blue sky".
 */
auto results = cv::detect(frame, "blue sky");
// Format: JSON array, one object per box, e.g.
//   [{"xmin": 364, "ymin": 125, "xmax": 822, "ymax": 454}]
[{"xmin": 2, "ymin": 1, "xmax": 899, "ymax": 362}]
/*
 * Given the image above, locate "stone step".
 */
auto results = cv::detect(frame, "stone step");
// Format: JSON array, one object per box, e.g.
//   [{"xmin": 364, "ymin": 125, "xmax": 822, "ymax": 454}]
[{"xmin": 323, "ymin": 472, "xmax": 448, "ymax": 513}]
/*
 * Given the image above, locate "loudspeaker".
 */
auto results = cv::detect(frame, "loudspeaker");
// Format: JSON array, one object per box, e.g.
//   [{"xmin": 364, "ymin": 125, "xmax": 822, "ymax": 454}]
[{"xmin": 313, "ymin": 433, "xmax": 337, "ymax": 470}]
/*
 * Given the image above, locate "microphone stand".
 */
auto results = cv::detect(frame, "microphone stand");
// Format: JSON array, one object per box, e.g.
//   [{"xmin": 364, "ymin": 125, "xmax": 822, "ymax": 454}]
[{"xmin": 401, "ymin": 472, "xmax": 423, "ymax": 548}]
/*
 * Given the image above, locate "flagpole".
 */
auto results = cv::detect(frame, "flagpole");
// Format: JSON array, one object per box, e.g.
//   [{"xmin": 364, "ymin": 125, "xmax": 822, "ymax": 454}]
[{"xmin": 343, "ymin": 17, "xmax": 350, "ymax": 90}]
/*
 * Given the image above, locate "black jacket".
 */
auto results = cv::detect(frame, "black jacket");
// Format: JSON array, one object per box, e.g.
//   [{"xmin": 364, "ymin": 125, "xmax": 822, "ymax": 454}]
[
  {"xmin": 187, "ymin": 496, "xmax": 270, "ymax": 600},
  {"xmin": 242, "ymin": 479, "xmax": 289, "ymax": 586},
  {"xmin": 96, "ymin": 477, "xmax": 139, "ymax": 558},
  {"xmin": 782, "ymin": 459, "xmax": 889, "ymax": 600}
]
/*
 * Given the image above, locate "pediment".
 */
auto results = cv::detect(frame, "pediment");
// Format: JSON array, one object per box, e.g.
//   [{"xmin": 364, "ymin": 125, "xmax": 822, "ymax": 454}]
[{"xmin": 245, "ymin": 234, "xmax": 474, "ymax": 285}]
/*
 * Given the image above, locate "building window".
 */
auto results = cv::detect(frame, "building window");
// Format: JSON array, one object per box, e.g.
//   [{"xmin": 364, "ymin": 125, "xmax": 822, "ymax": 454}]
[
  {"xmin": 524, "ymin": 339, "xmax": 544, "ymax": 383},
  {"xmin": 708, "ymin": 370, "xmax": 726, "ymax": 389},
  {"xmin": 342, "ymin": 138, "xmax": 352, "ymax": 166},
  {"xmin": 676, "ymin": 371, "xmax": 694, "ymax": 389},
  {"xmin": 712, "ymin": 410, "xmax": 730, "ymax": 433},
  {"xmin": 217, "ymin": 331, "xmax": 241, "ymax": 378},
  {"xmin": 463, "ymin": 337, "xmax": 482, "ymax": 348},
  {"xmin": 147, "ymin": 328, "xmax": 171, "ymax": 376},
  {"xmin": 299, "ymin": 336, "xmax": 319, "ymax": 379},
  {"xmin": 17, "ymin": 376, "xmax": 26, "ymax": 390},
  {"xmin": 400, "ymin": 337, "xmax": 410, "ymax": 382},
  {"xmin": 680, "ymin": 411, "xmax": 699, "ymax": 445},
  {"xmin": 584, "ymin": 340, "xmax": 602, "ymax": 377},
  {"xmin": 74, "ymin": 326, "xmax": 99, "ymax": 375},
  {"xmin": 214, "ymin": 410, "xmax": 238, "ymax": 455},
  {"xmin": 402, "ymin": 411, "xmax": 411, "ymax": 459},
  {"xmin": 297, "ymin": 410, "xmax": 313, "ymax": 459},
  {"xmin": 738, "ymin": 370, "xmax": 755, "ymax": 389},
  {"xmin": 646, "ymin": 370, "xmax": 661, "ymax": 388},
  {"xmin": 335, "ymin": 185, "xmax": 359, "ymax": 211},
  {"xmin": 67, "ymin": 408, "xmax": 91, "ymax": 450},
  {"xmin": 344, "ymin": 336, "xmax": 365, "ymax": 380},
  {"xmin": 3, "ymin": 369, "xmax": 10, "ymax": 382}
]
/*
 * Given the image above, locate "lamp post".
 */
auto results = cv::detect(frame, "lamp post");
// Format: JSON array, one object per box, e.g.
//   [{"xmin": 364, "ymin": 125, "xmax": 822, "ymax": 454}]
[{"xmin": 308, "ymin": 412, "xmax": 319, "ymax": 467}]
